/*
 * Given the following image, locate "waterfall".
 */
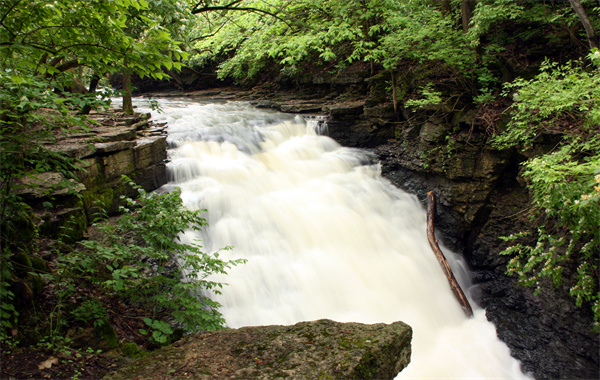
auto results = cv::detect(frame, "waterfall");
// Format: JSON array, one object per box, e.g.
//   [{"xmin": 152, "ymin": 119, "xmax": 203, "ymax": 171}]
[{"xmin": 136, "ymin": 97, "xmax": 532, "ymax": 379}]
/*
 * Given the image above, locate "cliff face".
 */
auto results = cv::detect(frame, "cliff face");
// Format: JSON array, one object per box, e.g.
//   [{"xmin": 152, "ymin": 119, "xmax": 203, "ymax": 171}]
[
  {"xmin": 372, "ymin": 130, "xmax": 599, "ymax": 379},
  {"xmin": 104, "ymin": 319, "xmax": 412, "ymax": 380}
]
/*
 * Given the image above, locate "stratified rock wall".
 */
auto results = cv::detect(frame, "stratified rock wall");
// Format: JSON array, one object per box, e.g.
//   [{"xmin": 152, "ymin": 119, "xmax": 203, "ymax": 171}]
[
  {"xmin": 104, "ymin": 319, "xmax": 412, "ymax": 380},
  {"xmin": 27, "ymin": 112, "xmax": 169, "ymax": 242}
]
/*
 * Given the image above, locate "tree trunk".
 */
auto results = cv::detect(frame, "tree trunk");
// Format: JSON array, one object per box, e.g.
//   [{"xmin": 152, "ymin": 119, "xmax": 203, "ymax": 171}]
[
  {"xmin": 390, "ymin": 69, "xmax": 398, "ymax": 119},
  {"xmin": 569, "ymin": 0, "xmax": 599, "ymax": 50},
  {"xmin": 441, "ymin": 0, "xmax": 452, "ymax": 17},
  {"xmin": 426, "ymin": 191, "xmax": 474, "ymax": 317},
  {"xmin": 461, "ymin": 0, "xmax": 475, "ymax": 34},
  {"xmin": 79, "ymin": 74, "xmax": 101, "ymax": 115},
  {"xmin": 122, "ymin": 68, "xmax": 134, "ymax": 115}
]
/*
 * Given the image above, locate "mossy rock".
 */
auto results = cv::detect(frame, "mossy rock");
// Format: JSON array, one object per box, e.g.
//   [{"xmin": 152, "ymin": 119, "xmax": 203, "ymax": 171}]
[
  {"xmin": 95, "ymin": 320, "xmax": 120, "ymax": 349},
  {"xmin": 122, "ymin": 341, "xmax": 146, "ymax": 359},
  {"xmin": 105, "ymin": 319, "xmax": 412, "ymax": 380},
  {"xmin": 1, "ymin": 203, "xmax": 39, "ymax": 249},
  {"xmin": 12, "ymin": 252, "xmax": 33, "ymax": 277},
  {"xmin": 26, "ymin": 273, "xmax": 46, "ymax": 296},
  {"xmin": 29, "ymin": 255, "xmax": 49, "ymax": 273}
]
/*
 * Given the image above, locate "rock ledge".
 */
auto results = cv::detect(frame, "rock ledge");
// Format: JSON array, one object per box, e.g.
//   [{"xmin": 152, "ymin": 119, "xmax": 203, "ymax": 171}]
[{"xmin": 104, "ymin": 319, "xmax": 412, "ymax": 380}]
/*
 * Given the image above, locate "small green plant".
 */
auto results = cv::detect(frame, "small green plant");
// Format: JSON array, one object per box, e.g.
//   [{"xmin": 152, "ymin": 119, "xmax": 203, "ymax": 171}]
[
  {"xmin": 405, "ymin": 83, "xmax": 444, "ymax": 111},
  {"xmin": 0, "ymin": 248, "xmax": 18, "ymax": 342},
  {"xmin": 71, "ymin": 299, "xmax": 107, "ymax": 327},
  {"xmin": 140, "ymin": 318, "xmax": 173, "ymax": 345},
  {"xmin": 420, "ymin": 151, "xmax": 431, "ymax": 169}
]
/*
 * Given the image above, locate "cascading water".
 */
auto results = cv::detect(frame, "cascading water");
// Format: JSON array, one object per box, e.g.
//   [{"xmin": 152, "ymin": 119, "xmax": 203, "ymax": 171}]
[{"xmin": 135, "ymin": 97, "xmax": 532, "ymax": 379}]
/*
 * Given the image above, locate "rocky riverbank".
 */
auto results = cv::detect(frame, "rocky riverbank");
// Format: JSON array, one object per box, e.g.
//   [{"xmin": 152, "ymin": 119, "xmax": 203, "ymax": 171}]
[
  {"xmin": 9, "ymin": 83, "xmax": 595, "ymax": 379},
  {"xmin": 16, "ymin": 110, "xmax": 168, "ymax": 243}
]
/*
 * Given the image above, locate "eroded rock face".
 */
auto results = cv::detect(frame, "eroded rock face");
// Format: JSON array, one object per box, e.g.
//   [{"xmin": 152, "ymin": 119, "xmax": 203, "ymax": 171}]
[
  {"xmin": 104, "ymin": 319, "xmax": 412, "ymax": 380},
  {"xmin": 470, "ymin": 187, "xmax": 600, "ymax": 379}
]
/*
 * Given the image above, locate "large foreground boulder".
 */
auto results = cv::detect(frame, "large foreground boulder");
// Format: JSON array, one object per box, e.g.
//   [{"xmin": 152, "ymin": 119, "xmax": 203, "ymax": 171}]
[{"xmin": 104, "ymin": 319, "xmax": 412, "ymax": 380}]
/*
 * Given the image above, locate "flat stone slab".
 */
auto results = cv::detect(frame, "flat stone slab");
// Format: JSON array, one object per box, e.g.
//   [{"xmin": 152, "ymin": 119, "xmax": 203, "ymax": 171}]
[
  {"xmin": 323, "ymin": 101, "xmax": 365, "ymax": 116},
  {"xmin": 94, "ymin": 141, "xmax": 136, "ymax": 154},
  {"xmin": 104, "ymin": 319, "xmax": 412, "ymax": 380},
  {"xmin": 18, "ymin": 172, "xmax": 85, "ymax": 199},
  {"xmin": 92, "ymin": 126, "xmax": 138, "ymax": 143}
]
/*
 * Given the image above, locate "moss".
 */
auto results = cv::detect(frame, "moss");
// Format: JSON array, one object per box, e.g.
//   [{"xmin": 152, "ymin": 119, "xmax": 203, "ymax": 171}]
[
  {"xmin": 12, "ymin": 252, "xmax": 32, "ymax": 276},
  {"xmin": 27, "ymin": 273, "xmax": 45, "ymax": 295},
  {"xmin": 29, "ymin": 255, "xmax": 49, "ymax": 273},
  {"xmin": 122, "ymin": 341, "xmax": 145, "ymax": 359},
  {"xmin": 94, "ymin": 320, "xmax": 119, "ymax": 349},
  {"xmin": 352, "ymin": 347, "xmax": 381, "ymax": 379},
  {"xmin": 2, "ymin": 203, "xmax": 38, "ymax": 250},
  {"xmin": 81, "ymin": 185, "xmax": 114, "ymax": 220}
]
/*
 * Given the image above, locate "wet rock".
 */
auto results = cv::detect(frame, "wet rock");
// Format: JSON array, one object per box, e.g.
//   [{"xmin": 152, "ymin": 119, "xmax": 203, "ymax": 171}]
[
  {"xmin": 419, "ymin": 122, "xmax": 446, "ymax": 143},
  {"xmin": 323, "ymin": 101, "xmax": 365, "ymax": 117},
  {"xmin": 363, "ymin": 103, "xmax": 397, "ymax": 119},
  {"xmin": 133, "ymin": 137, "xmax": 167, "ymax": 170},
  {"xmin": 278, "ymin": 103, "xmax": 323, "ymax": 113},
  {"xmin": 104, "ymin": 319, "xmax": 412, "ymax": 380}
]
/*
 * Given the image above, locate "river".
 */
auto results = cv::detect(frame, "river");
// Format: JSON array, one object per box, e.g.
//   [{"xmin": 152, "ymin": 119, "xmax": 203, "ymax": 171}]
[{"xmin": 135, "ymin": 97, "xmax": 532, "ymax": 379}]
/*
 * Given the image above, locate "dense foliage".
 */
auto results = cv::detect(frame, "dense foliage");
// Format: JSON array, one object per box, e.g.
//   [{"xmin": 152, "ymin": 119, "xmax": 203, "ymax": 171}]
[
  {"xmin": 496, "ymin": 52, "xmax": 600, "ymax": 328},
  {"xmin": 55, "ymin": 180, "xmax": 245, "ymax": 345},
  {"xmin": 0, "ymin": 0, "xmax": 206, "ymax": 348}
]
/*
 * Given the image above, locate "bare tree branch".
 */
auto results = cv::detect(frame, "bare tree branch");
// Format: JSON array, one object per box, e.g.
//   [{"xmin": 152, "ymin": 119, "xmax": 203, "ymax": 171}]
[
  {"xmin": 569, "ymin": 0, "xmax": 599, "ymax": 50},
  {"xmin": 190, "ymin": 0, "xmax": 291, "ymax": 28}
]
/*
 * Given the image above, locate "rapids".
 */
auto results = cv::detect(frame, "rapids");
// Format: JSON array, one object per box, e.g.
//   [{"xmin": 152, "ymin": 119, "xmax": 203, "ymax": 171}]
[{"xmin": 136, "ymin": 97, "xmax": 532, "ymax": 379}]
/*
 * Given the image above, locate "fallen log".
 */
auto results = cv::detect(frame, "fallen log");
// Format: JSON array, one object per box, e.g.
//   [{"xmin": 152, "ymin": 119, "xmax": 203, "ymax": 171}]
[{"xmin": 426, "ymin": 191, "xmax": 474, "ymax": 317}]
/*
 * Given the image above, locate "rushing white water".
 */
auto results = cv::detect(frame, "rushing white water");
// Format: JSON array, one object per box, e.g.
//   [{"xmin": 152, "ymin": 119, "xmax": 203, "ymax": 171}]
[{"xmin": 136, "ymin": 97, "xmax": 532, "ymax": 379}]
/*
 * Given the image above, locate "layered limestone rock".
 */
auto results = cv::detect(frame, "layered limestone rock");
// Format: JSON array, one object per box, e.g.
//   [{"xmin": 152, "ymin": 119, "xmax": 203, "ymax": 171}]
[
  {"xmin": 105, "ymin": 319, "xmax": 412, "ymax": 380},
  {"xmin": 23, "ymin": 111, "xmax": 169, "ymax": 242}
]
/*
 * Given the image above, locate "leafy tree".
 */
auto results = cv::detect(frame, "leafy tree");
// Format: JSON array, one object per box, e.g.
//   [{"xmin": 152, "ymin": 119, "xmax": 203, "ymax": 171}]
[
  {"xmin": 0, "ymin": 0, "xmax": 189, "ymax": 113},
  {"xmin": 189, "ymin": 0, "xmax": 401, "ymax": 83},
  {"xmin": 0, "ymin": 0, "xmax": 190, "ymax": 339},
  {"xmin": 118, "ymin": 0, "xmax": 192, "ymax": 113}
]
